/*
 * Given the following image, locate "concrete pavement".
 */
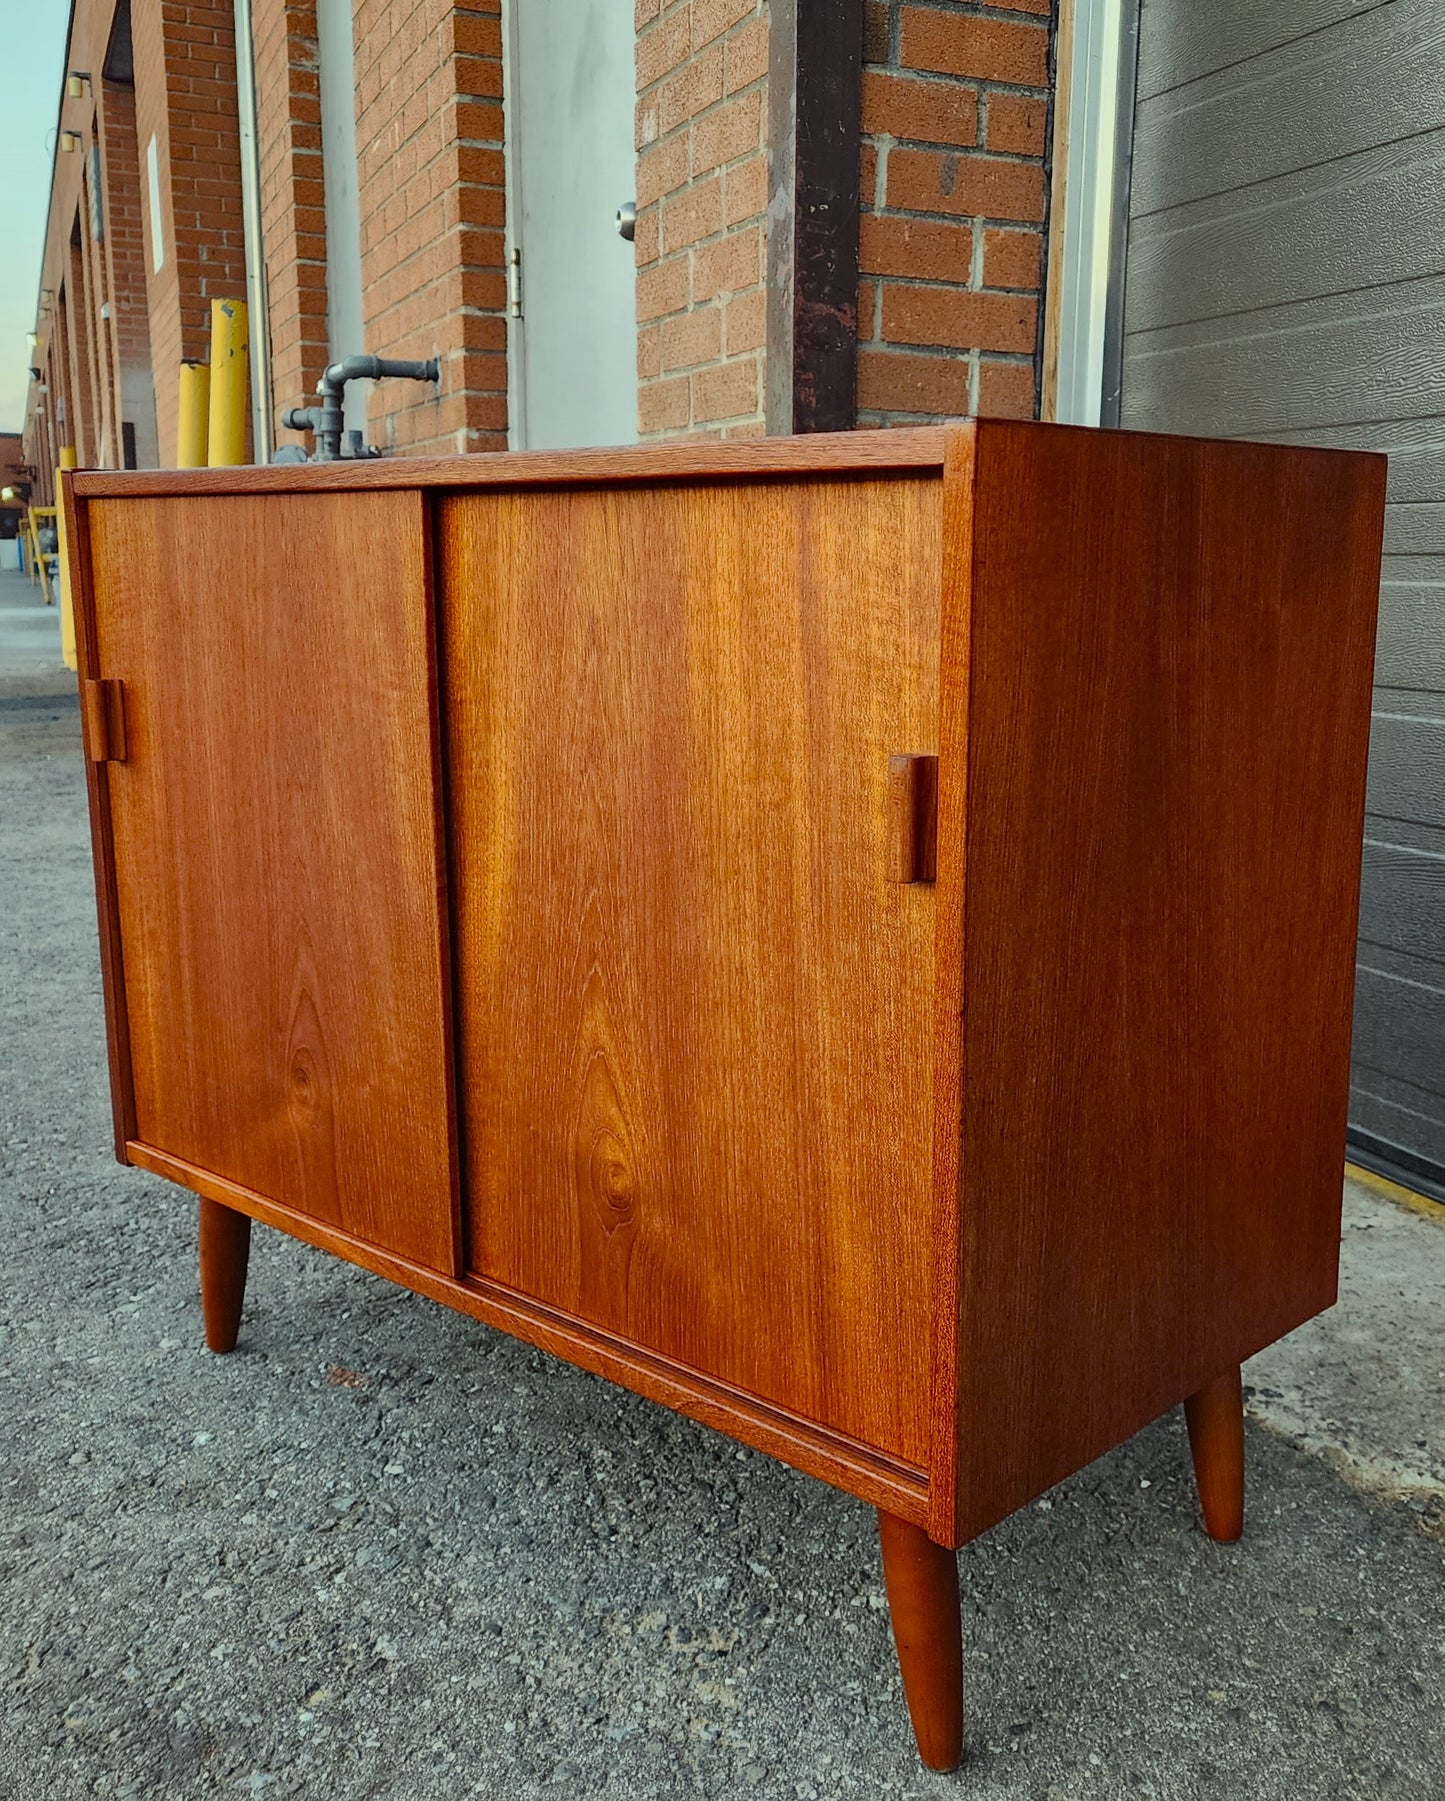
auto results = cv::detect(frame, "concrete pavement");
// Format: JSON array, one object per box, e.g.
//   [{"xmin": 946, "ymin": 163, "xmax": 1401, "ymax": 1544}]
[
  {"xmin": 2, "ymin": 692, "xmax": 1444, "ymax": 1799},
  {"xmin": 0, "ymin": 562, "xmax": 66, "ymax": 683}
]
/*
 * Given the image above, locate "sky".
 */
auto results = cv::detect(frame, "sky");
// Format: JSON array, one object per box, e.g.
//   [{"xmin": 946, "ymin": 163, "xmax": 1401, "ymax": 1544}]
[{"xmin": 0, "ymin": 13, "xmax": 71, "ymax": 433}]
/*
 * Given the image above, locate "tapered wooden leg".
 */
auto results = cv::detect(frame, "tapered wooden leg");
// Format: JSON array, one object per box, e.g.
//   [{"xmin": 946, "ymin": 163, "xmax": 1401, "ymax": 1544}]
[
  {"xmin": 1184, "ymin": 1365, "xmax": 1244, "ymax": 1543},
  {"xmin": 878, "ymin": 1510, "xmax": 963, "ymax": 1772},
  {"xmin": 199, "ymin": 1197, "xmax": 251, "ymax": 1353}
]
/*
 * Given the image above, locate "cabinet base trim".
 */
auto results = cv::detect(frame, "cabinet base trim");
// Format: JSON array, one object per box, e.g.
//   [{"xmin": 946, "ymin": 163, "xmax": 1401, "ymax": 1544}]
[{"xmin": 126, "ymin": 1141, "xmax": 933, "ymax": 1525}]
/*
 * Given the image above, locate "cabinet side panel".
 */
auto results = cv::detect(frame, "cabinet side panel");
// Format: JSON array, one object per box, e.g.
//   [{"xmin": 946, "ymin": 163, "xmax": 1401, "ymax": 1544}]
[
  {"xmin": 955, "ymin": 423, "xmax": 1385, "ymax": 1541},
  {"xmin": 88, "ymin": 492, "xmax": 460, "ymax": 1276},
  {"xmin": 440, "ymin": 476, "xmax": 941, "ymax": 1466},
  {"xmin": 925, "ymin": 428, "xmax": 976, "ymax": 1543}
]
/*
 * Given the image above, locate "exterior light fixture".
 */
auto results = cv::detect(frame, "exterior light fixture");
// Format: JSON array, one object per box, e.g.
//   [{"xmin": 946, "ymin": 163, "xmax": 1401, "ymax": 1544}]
[
  {"xmin": 40, "ymin": 289, "xmax": 53, "ymax": 306},
  {"xmin": 67, "ymin": 71, "xmax": 91, "ymax": 100},
  {"xmin": 26, "ymin": 332, "xmax": 38, "ymax": 348},
  {"xmin": 59, "ymin": 131, "xmax": 81, "ymax": 154}
]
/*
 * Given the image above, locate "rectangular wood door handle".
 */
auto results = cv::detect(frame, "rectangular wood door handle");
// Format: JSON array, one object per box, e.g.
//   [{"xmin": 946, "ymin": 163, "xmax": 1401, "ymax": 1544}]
[
  {"xmin": 81, "ymin": 678, "xmax": 127, "ymax": 763},
  {"xmin": 887, "ymin": 754, "xmax": 938, "ymax": 883}
]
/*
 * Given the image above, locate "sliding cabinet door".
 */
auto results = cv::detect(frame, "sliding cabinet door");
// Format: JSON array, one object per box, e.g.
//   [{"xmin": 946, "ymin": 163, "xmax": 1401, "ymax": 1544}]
[
  {"xmin": 439, "ymin": 475, "xmax": 942, "ymax": 1464},
  {"xmin": 85, "ymin": 490, "xmax": 459, "ymax": 1274}
]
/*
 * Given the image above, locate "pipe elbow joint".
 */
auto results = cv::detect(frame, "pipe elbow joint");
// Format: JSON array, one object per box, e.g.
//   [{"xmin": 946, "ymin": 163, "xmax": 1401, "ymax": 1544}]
[
  {"xmin": 320, "ymin": 355, "xmax": 440, "ymax": 396},
  {"xmin": 320, "ymin": 355, "xmax": 384, "ymax": 395}
]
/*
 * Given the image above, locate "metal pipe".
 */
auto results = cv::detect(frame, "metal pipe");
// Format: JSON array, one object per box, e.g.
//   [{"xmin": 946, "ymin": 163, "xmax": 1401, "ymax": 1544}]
[
  {"xmin": 177, "ymin": 362, "xmax": 210, "ymax": 468},
  {"xmin": 323, "ymin": 355, "xmax": 438, "ymax": 392},
  {"xmin": 232, "ymin": 0, "xmax": 273, "ymax": 462},
  {"xmin": 206, "ymin": 298, "xmax": 250, "ymax": 467},
  {"xmin": 281, "ymin": 356, "xmax": 440, "ymax": 460},
  {"xmin": 317, "ymin": 0, "xmax": 367, "ymax": 441}
]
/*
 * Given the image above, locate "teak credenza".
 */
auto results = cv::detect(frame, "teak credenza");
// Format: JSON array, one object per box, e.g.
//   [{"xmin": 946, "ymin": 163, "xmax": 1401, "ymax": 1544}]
[{"xmin": 65, "ymin": 423, "xmax": 1386, "ymax": 1770}]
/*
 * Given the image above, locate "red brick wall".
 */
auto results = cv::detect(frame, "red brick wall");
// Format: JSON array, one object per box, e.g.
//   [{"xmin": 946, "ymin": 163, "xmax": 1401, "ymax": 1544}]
[
  {"xmin": 254, "ymin": 0, "xmax": 331, "ymax": 439},
  {"xmin": 0, "ymin": 436, "xmax": 24, "ymax": 490},
  {"xmin": 352, "ymin": 0, "xmax": 508, "ymax": 456},
  {"xmin": 67, "ymin": 237, "xmax": 100, "ymax": 467},
  {"xmin": 634, "ymin": 0, "xmax": 770, "ymax": 440},
  {"xmin": 26, "ymin": 0, "xmax": 1062, "ymax": 474},
  {"xmin": 132, "ymin": 0, "xmax": 248, "ymax": 462},
  {"xmin": 858, "ymin": 0, "xmax": 1051, "ymax": 424},
  {"xmin": 0, "ymin": 433, "xmax": 25, "ymax": 529}
]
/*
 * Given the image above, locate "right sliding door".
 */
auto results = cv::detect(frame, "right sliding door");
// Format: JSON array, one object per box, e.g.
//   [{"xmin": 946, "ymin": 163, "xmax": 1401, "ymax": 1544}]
[{"xmin": 437, "ymin": 475, "xmax": 941, "ymax": 1465}]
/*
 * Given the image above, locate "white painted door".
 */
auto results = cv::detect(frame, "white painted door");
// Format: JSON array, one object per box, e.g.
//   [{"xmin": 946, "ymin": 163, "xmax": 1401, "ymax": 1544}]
[{"xmin": 508, "ymin": 0, "xmax": 638, "ymax": 450}]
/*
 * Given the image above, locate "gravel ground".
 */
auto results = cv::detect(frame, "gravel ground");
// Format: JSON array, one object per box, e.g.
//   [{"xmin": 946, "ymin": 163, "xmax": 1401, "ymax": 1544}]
[{"xmin": 4, "ymin": 691, "xmax": 1445, "ymax": 1801}]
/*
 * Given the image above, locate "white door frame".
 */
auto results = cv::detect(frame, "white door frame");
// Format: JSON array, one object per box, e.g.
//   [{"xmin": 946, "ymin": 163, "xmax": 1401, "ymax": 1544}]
[
  {"xmin": 1043, "ymin": 0, "xmax": 1140, "ymax": 427},
  {"xmin": 500, "ymin": 0, "xmax": 529, "ymax": 450},
  {"xmin": 497, "ymin": 0, "xmax": 630, "ymax": 453}
]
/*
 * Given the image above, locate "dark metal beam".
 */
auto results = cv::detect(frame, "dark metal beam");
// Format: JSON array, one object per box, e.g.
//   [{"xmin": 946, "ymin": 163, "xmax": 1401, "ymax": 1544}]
[{"xmin": 766, "ymin": 0, "xmax": 863, "ymax": 434}]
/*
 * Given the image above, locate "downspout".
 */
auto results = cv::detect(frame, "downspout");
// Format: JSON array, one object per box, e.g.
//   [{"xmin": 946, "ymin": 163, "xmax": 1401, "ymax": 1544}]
[{"xmin": 232, "ymin": 0, "xmax": 273, "ymax": 462}]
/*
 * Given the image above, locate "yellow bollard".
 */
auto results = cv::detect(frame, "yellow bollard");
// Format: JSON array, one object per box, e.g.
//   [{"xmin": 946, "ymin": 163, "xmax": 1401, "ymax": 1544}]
[
  {"xmin": 206, "ymin": 298, "xmax": 249, "ymax": 467},
  {"xmin": 29, "ymin": 510, "xmax": 54, "ymax": 608},
  {"xmin": 57, "ymin": 447, "xmax": 78, "ymax": 671},
  {"xmin": 177, "ymin": 362, "xmax": 210, "ymax": 469}
]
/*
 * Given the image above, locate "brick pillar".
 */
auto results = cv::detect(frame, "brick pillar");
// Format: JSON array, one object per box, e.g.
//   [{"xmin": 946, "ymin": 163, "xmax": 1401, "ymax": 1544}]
[
  {"xmin": 79, "ymin": 148, "xmax": 122, "ymax": 468},
  {"xmin": 254, "ymin": 0, "xmax": 331, "ymax": 439},
  {"xmin": 353, "ymin": 0, "xmax": 508, "ymax": 456},
  {"xmin": 66, "ymin": 238, "xmax": 101, "ymax": 466},
  {"xmin": 45, "ymin": 304, "xmax": 73, "ymax": 492},
  {"xmin": 858, "ymin": 0, "xmax": 1051, "ymax": 423},
  {"xmin": 45, "ymin": 301, "xmax": 66, "ymax": 484},
  {"xmin": 98, "ymin": 78, "xmax": 161, "ymax": 469},
  {"xmin": 634, "ymin": 0, "xmax": 769, "ymax": 440},
  {"xmin": 132, "ymin": 0, "xmax": 248, "ymax": 464},
  {"xmin": 635, "ymin": 0, "xmax": 1053, "ymax": 439}
]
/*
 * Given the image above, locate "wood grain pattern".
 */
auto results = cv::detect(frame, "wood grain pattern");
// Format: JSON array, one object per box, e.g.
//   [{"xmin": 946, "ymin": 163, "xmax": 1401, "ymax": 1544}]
[
  {"xmin": 68, "ymin": 424, "xmax": 1386, "ymax": 1573},
  {"xmin": 948, "ymin": 420, "xmax": 1386, "ymax": 1543},
  {"xmin": 1184, "ymin": 1365, "xmax": 1245, "ymax": 1543},
  {"xmin": 1122, "ymin": 0, "xmax": 1445, "ymax": 1201},
  {"xmin": 86, "ymin": 491, "xmax": 460, "ymax": 1275},
  {"xmin": 199, "ymin": 1196, "xmax": 251, "ymax": 1354},
  {"xmin": 80, "ymin": 678, "xmax": 126, "ymax": 763},
  {"xmin": 877, "ymin": 1510, "xmax": 963, "ymax": 1771},
  {"xmin": 70, "ymin": 428, "xmax": 952, "ymax": 500},
  {"xmin": 125, "ymin": 1141, "xmax": 931, "ymax": 1525},
  {"xmin": 886, "ymin": 755, "xmax": 938, "ymax": 884},
  {"xmin": 440, "ymin": 475, "xmax": 944, "ymax": 1465},
  {"xmin": 925, "ymin": 427, "xmax": 976, "ymax": 1544},
  {"xmin": 63, "ymin": 481, "xmax": 138, "ymax": 1161}
]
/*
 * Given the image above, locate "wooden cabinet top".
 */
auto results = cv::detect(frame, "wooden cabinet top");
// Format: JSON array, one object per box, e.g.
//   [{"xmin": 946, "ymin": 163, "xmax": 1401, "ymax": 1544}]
[{"xmin": 71, "ymin": 423, "xmax": 962, "ymax": 496}]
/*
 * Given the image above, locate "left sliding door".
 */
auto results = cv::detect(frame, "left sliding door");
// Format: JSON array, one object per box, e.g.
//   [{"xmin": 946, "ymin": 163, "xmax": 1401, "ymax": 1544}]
[{"xmin": 81, "ymin": 490, "xmax": 460, "ymax": 1276}]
